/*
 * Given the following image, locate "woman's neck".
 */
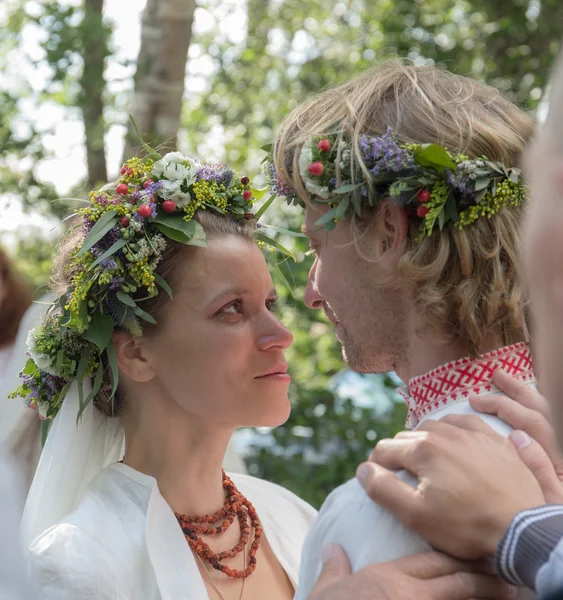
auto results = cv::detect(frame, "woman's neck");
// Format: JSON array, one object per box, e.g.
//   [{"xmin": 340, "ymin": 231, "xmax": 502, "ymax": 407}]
[{"xmin": 121, "ymin": 390, "xmax": 234, "ymax": 517}]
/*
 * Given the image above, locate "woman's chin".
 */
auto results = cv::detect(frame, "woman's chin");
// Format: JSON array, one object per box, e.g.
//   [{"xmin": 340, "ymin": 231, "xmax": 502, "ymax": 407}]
[{"xmin": 241, "ymin": 396, "xmax": 291, "ymax": 428}]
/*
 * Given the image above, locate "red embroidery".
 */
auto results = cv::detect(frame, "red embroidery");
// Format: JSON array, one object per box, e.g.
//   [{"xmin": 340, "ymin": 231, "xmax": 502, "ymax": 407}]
[{"xmin": 401, "ymin": 343, "xmax": 535, "ymax": 428}]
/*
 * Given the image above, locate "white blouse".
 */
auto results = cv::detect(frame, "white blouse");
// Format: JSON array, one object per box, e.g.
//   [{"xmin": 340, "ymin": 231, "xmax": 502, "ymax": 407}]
[{"xmin": 29, "ymin": 463, "xmax": 317, "ymax": 600}]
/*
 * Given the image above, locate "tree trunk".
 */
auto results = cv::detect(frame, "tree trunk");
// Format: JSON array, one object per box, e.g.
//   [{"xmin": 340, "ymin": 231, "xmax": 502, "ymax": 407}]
[
  {"xmin": 80, "ymin": 0, "xmax": 109, "ymax": 188},
  {"xmin": 123, "ymin": 0, "xmax": 196, "ymax": 159}
]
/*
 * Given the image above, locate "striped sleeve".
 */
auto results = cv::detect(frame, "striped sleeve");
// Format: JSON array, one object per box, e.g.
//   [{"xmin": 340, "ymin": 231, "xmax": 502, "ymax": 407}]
[{"xmin": 494, "ymin": 505, "xmax": 563, "ymax": 590}]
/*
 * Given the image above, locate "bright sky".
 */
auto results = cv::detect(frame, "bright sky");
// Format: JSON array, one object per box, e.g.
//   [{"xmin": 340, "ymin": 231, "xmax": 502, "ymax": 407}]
[{"xmin": 0, "ymin": 0, "xmax": 247, "ymax": 245}]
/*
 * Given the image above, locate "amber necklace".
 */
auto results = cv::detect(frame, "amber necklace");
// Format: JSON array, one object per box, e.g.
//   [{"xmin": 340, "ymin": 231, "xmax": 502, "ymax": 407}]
[
  {"xmin": 175, "ymin": 471, "xmax": 262, "ymax": 579},
  {"xmin": 195, "ymin": 546, "xmax": 247, "ymax": 600}
]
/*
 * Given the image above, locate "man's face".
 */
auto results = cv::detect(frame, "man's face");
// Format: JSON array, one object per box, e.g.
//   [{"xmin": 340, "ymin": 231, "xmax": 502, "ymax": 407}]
[{"xmin": 302, "ymin": 202, "xmax": 408, "ymax": 373}]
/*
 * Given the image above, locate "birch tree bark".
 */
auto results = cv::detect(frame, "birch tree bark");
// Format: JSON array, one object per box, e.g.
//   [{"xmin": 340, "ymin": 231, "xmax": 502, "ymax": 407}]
[
  {"xmin": 80, "ymin": 0, "xmax": 109, "ymax": 188},
  {"xmin": 123, "ymin": 0, "xmax": 196, "ymax": 158}
]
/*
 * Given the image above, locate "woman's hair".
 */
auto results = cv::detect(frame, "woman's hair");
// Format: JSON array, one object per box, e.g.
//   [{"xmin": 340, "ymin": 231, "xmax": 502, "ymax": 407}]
[
  {"xmin": 274, "ymin": 58, "xmax": 535, "ymax": 355},
  {"xmin": 53, "ymin": 210, "xmax": 255, "ymax": 416},
  {"xmin": 0, "ymin": 245, "xmax": 33, "ymax": 347}
]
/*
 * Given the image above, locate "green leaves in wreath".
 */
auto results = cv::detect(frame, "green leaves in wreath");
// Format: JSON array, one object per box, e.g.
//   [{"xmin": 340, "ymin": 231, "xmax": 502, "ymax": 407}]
[
  {"xmin": 414, "ymin": 144, "xmax": 456, "ymax": 172},
  {"xmin": 152, "ymin": 214, "xmax": 207, "ymax": 247}
]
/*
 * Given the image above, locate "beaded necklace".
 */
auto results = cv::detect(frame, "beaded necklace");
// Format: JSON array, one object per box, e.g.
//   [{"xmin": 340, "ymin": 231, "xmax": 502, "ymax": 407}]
[{"xmin": 175, "ymin": 471, "xmax": 262, "ymax": 579}]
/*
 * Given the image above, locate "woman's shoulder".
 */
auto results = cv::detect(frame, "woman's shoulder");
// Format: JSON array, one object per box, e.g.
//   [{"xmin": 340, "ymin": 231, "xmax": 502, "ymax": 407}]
[
  {"xmin": 29, "ymin": 522, "xmax": 127, "ymax": 599},
  {"xmin": 229, "ymin": 472, "xmax": 318, "ymax": 523}
]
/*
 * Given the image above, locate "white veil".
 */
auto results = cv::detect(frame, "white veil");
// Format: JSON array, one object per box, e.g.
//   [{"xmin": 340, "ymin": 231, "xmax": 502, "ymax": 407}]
[{"xmin": 20, "ymin": 381, "xmax": 125, "ymax": 547}]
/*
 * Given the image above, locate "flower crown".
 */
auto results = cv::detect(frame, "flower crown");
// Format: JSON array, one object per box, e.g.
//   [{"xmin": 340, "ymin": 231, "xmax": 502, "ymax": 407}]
[
  {"xmin": 11, "ymin": 122, "xmax": 284, "ymax": 425},
  {"xmin": 267, "ymin": 127, "xmax": 528, "ymax": 239}
]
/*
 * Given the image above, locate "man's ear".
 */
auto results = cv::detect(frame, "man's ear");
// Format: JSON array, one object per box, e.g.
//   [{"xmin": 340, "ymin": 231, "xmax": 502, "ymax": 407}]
[
  {"xmin": 113, "ymin": 331, "xmax": 155, "ymax": 383},
  {"xmin": 375, "ymin": 199, "xmax": 409, "ymax": 254}
]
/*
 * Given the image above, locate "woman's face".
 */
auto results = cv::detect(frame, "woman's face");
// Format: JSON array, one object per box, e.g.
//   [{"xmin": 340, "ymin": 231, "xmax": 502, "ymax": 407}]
[{"xmin": 141, "ymin": 235, "xmax": 294, "ymax": 428}]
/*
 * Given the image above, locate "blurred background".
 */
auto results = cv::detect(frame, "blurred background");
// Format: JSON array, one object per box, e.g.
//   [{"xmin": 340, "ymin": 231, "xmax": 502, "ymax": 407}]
[{"xmin": 0, "ymin": 0, "xmax": 560, "ymax": 507}]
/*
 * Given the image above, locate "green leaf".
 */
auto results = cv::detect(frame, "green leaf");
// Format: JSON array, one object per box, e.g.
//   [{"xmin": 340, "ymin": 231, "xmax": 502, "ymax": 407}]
[
  {"xmin": 41, "ymin": 420, "xmax": 51, "ymax": 446},
  {"xmin": 474, "ymin": 177, "xmax": 491, "ymax": 192},
  {"xmin": 78, "ymin": 211, "xmax": 118, "ymax": 255},
  {"xmin": 134, "ymin": 305, "xmax": 157, "ymax": 325},
  {"xmin": 129, "ymin": 115, "xmax": 162, "ymax": 161},
  {"xmin": 89, "ymin": 238, "xmax": 127, "ymax": 270},
  {"xmin": 256, "ymin": 232, "xmax": 296, "ymax": 260},
  {"xmin": 314, "ymin": 207, "xmax": 339, "ymax": 227},
  {"xmin": 335, "ymin": 196, "xmax": 350, "ymax": 219},
  {"xmin": 23, "ymin": 358, "xmax": 37, "ymax": 375},
  {"xmin": 78, "ymin": 362, "xmax": 103, "ymax": 422},
  {"xmin": 438, "ymin": 208, "xmax": 448, "ymax": 230},
  {"xmin": 154, "ymin": 223, "xmax": 192, "ymax": 244},
  {"xmin": 83, "ymin": 313, "xmax": 114, "ymax": 351},
  {"xmin": 187, "ymin": 221, "xmax": 207, "ymax": 247},
  {"xmin": 76, "ymin": 351, "xmax": 91, "ymax": 416},
  {"xmin": 268, "ymin": 258, "xmax": 294, "ymax": 294},
  {"xmin": 332, "ymin": 183, "xmax": 359, "ymax": 194},
  {"xmin": 250, "ymin": 186, "xmax": 269, "ymax": 200},
  {"xmin": 475, "ymin": 189, "xmax": 488, "ymax": 203},
  {"xmin": 414, "ymin": 144, "xmax": 456, "ymax": 171},
  {"xmin": 445, "ymin": 192, "xmax": 459, "ymax": 223},
  {"xmin": 254, "ymin": 193, "xmax": 277, "ymax": 221},
  {"xmin": 260, "ymin": 143, "xmax": 274, "ymax": 154},
  {"xmin": 154, "ymin": 273, "xmax": 173, "ymax": 299},
  {"xmin": 259, "ymin": 224, "xmax": 306, "ymax": 237},
  {"xmin": 153, "ymin": 214, "xmax": 207, "ymax": 247},
  {"xmin": 106, "ymin": 340, "xmax": 119, "ymax": 408},
  {"xmin": 116, "ymin": 291, "xmax": 137, "ymax": 307}
]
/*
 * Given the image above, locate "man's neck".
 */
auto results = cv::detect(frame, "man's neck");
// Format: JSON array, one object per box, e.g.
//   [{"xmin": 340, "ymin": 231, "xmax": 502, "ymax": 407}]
[{"xmin": 396, "ymin": 326, "xmax": 506, "ymax": 384}]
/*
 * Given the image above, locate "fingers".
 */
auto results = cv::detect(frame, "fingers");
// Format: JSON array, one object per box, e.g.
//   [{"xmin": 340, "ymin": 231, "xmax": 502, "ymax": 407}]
[
  {"xmin": 310, "ymin": 544, "xmax": 351, "ymax": 595},
  {"xmin": 510, "ymin": 430, "xmax": 563, "ymax": 503},
  {"xmin": 355, "ymin": 462, "xmax": 420, "ymax": 528},
  {"xmin": 438, "ymin": 414, "xmax": 499, "ymax": 436},
  {"xmin": 387, "ymin": 552, "xmax": 484, "ymax": 579},
  {"xmin": 491, "ymin": 369, "xmax": 550, "ymax": 418},
  {"xmin": 426, "ymin": 572, "xmax": 516, "ymax": 600},
  {"xmin": 470, "ymin": 393, "xmax": 563, "ymax": 474},
  {"xmin": 370, "ymin": 433, "xmax": 426, "ymax": 470}
]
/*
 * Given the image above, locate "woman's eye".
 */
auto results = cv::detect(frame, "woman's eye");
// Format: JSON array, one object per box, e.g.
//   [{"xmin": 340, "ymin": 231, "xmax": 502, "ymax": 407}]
[
  {"xmin": 223, "ymin": 299, "xmax": 242, "ymax": 314},
  {"xmin": 266, "ymin": 298, "xmax": 278, "ymax": 312}
]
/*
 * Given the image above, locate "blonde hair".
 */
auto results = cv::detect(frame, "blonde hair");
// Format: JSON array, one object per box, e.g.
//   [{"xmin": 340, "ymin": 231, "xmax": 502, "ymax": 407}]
[{"xmin": 274, "ymin": 58, "xmax": 535, "ymax": 355}]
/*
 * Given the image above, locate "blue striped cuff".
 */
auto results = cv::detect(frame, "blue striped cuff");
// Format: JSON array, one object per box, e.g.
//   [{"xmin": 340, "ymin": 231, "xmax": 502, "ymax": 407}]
[{"xmin": 494, "ymin": 505, "xmax": 563, "ymax": 590}]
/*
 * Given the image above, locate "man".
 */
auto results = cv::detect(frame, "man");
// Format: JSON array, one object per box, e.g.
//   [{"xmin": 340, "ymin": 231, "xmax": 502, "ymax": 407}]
[
  {"xmin": 356, "ymin": 50, "xmax": 563, "ymax": 599},
  {"xmin": 270, "ymin": 58, "xmax": 540, "ymax": 598}
]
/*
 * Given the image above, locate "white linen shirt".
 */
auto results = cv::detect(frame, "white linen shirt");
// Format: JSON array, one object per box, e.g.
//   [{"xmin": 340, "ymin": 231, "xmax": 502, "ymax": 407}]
[
  {"xmin": 29, "ymin": 463, "xmax": 317, "ymax": 600},
  {"xmin": 295, "ymin": 381, "xmax": 537, "ymax": 600}
]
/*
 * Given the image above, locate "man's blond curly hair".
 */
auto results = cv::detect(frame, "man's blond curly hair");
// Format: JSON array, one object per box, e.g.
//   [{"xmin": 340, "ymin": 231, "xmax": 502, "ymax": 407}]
[{"xmin": 274, "ymin": 59, "xmax": 535, "ymax": 355}]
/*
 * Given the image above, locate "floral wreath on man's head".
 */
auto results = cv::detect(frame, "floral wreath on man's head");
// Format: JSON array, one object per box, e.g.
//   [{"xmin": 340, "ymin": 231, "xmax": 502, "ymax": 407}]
[
  {"xmin": 266, "ymin": 126, "xmax": 528, "ymax": 240},
  {"xmin": 11, "ymin": 119, "xmax": 287, "ymax": 428}
]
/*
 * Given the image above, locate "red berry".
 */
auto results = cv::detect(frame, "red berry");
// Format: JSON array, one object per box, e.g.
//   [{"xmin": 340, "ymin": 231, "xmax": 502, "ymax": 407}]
[
  {"xmin": 308, "ymin": 161, "xmax": 324, "ymax": 177},
  {"xmin": 120, "ymin": 166, "xmax": 128, "ymax": 175},
  {"xmin": 116, "ymin": 183, "xmax": 129, "ymax": 195},
  {"xmin": 417, "ymin": 205, "xmax": 430, "ymax": 218},
  {"xmin": 143, "ymin": 179, "xmax": 154, "ymax": 189},
  {"xmin": 119, "ymin": 216, "xmax": 130, "ymax": 227},
  {"xmin": 162, "ymin": 200, "xmax": 176, "ymax": 213},
  {"xmin": 317, "ymin": 139, "xmax": 331, "ymax": 152},
  {"xmin": 243, "ymin": 190, "xmax": 253, "ymax": 200},
  {"xmin": 417, "ymin": 189, "xmax": 431, "ymax": 203},
  {"xmin": 240, "ymin": 176, "xmax": 250, "ymax": 185},
  {"xmin": 137, "ymin": 204, "xmax": 152, "ymax": 218},
  {"xmin": 127, "ymin": 168, "xmax": 135, "ymax": 177}
]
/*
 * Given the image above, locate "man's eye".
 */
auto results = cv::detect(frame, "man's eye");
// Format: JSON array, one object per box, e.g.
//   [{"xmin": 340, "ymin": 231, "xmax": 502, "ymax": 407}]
[{"xmin": 266, "ymin": 298, "xmax": 278, "ymax": 312}]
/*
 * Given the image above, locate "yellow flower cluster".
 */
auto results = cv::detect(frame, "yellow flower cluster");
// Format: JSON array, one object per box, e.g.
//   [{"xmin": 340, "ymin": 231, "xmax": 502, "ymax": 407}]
[
  {"xmin": 455, "ymin": 180, "xmax": 527, "ymax": 230},
  {"xmin": 123, "ymin": 157, "xmax": 153, "ymax": 182},
  {"xmin": 130, "ymin": 258, "xmax": 156, "ymax": 294},
  {"xmin": 183, "ymin": 180, "xmax": 227, "ymax": 221}
]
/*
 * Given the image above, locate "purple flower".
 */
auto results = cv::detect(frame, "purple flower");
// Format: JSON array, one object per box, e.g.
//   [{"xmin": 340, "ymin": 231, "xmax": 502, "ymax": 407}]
[
  {"xmin": 266, "ymin": 162, "xmax": 296, "ymax": 196},
  {"xmin": 196, "ymin": 165, "xmax": 234, "ymax": 187},
  {"xmin": 109, "ymin": 276, "xmax": 124, "ymax": 290},
  {"xmin": 100, "ymin": 258, "xmax": 118, "ymax": 270},
  {"xmin": 143, "ymin": 180, "xmax": 163, "ymax": 196},
  {"xmin": 359, "ymin": 127, "xmax": 415, "ymax": 177},
  {"xmin": 446, "ymin": 169, "xmax": 475, "ymax": 199}
]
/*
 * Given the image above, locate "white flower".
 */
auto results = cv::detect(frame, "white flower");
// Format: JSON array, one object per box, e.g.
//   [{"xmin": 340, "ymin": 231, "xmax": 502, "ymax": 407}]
[
  {"xmin": 152, "ymin": 152, "xmax": 200, "ymax": 182},
  {"xmin": 163, "ymin": 151, "xmax": 188, "ymax": 164},
  {"xmin": 298, "ymin": 144, "xmax": 329, "ymax": 199},
  {"xmin": 160, "ymin": 180, "xmax": 192, "ymax": 207},
  {"xmin": 26, "ymin": 328, "xmax": 59, "ymax": 376},
  {"xmin": 37, "ymin": 401, "xmax": 50, "ymax": 419}
]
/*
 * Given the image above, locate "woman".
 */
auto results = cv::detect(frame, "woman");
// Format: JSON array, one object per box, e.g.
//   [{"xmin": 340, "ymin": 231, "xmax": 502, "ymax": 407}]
[{"xmin": 19, "ymin": 150, "xmax": 316, "ymax": 600}]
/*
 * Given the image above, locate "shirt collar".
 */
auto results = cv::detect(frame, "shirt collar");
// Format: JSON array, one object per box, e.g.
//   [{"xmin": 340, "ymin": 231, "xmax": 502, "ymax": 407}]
[{"xmin": 397, "ymin": 342, "xmax": 535, "ymax": 428}]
